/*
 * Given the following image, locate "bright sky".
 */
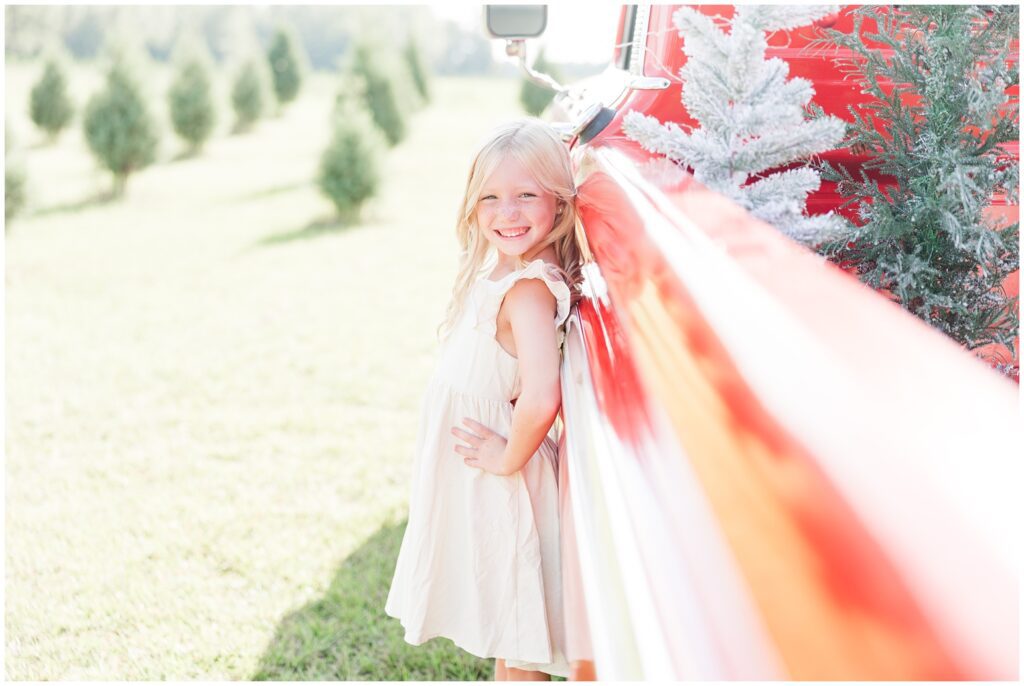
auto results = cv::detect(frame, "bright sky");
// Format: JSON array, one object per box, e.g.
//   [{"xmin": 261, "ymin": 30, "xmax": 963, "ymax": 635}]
[{"xmin": 432, "ymin": 3, "xmax": 622, "ymax": 65}]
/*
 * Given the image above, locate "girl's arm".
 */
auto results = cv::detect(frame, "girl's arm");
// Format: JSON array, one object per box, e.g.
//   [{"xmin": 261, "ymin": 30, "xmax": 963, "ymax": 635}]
[
  {"xmin": 453, "ymin": 278, "xmax": 561, "ymax": 476},
  {"xmin": 499, "ymin": 278, "xmax": 562, "ymax": 474}
]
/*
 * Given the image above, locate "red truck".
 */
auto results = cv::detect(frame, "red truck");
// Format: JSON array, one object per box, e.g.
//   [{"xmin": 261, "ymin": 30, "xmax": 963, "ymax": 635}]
[{"xmin": 486, "ymin": 5, "xmax": 1019, "ymax": 681}]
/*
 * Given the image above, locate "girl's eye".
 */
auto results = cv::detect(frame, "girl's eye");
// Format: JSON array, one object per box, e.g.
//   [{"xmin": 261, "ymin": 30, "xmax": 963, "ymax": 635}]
[{"xmin": 479, "ymin": 193, "xmax": 535, "ymax": 201}]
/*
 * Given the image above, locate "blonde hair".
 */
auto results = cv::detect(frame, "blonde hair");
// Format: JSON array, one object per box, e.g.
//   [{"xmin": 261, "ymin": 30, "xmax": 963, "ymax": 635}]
[{"xmin": 436, "ymin": 118, "xmax": 590, "ymax": 343}]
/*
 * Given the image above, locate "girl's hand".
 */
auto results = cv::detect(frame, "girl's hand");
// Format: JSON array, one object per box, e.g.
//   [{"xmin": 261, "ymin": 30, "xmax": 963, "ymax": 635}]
[{"xmin": 451, "ymin": 418, "xmax": 509, "ymax": 476}]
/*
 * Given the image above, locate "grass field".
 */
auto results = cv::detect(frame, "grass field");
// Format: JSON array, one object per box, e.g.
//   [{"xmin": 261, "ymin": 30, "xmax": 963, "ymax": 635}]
[{"xmin": 5, "ymin": 60, "xmax": 527, "ymax": 680}]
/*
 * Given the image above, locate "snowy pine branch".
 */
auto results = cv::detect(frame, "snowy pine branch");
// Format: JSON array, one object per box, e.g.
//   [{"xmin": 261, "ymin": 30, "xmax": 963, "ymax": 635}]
[
  {"xmin": 737, "ymin": 5, "xmax": 837, "ymax": 33},
  {"xmin": 624, "ymin": 5, "xmax": 847, "ymax": 246},
  {"xmin": 814, "ymin": 5, "xmax": 1019, "ymax": 365}
]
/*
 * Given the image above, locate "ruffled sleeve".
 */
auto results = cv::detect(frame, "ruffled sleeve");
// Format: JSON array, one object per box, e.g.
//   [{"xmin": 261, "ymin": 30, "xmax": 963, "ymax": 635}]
[{"xmin": 474, "ymin": 260, "xmax": 572, "ymax": 343}]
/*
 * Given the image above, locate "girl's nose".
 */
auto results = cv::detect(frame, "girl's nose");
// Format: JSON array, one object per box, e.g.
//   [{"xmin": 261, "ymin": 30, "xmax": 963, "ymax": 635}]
[{"xmin": 498, "ymin": 199, "xmax": 520, "ymax": 218}]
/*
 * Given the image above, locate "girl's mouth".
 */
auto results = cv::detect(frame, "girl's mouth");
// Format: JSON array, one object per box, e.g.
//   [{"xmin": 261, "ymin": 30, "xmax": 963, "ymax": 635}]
[{"xmin": 496, "ymin": 226, "xmax": 530, "ymax": 239}]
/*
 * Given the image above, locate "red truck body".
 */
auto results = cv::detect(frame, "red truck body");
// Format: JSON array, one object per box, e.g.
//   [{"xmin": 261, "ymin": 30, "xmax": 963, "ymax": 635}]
[{"xmin": 548, "ymin": 5, "xmax": 1020, "ymax": 680}]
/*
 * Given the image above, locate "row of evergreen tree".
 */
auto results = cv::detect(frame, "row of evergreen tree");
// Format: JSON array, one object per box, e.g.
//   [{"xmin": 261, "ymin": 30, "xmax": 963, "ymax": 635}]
[
  {"xmin": 8, "ymin": 26, "xmax": 432, "ymax": 224},
  {"xmin": 317, "ymin": 37, "xmax": 432, "ymax": 219},
  {"xmin": 6, "ymin": 128, "xmax": 27, "ymax": 222},
  {"xmin": 16, "ymin": 26, "xmax": 311, "ymax": 199}
]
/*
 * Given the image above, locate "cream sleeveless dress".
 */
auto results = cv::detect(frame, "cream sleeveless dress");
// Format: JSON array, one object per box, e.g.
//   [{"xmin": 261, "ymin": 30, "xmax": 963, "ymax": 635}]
[{"xmin": 385, "ymin": 258, "xmax": 571, "ymax": 678}]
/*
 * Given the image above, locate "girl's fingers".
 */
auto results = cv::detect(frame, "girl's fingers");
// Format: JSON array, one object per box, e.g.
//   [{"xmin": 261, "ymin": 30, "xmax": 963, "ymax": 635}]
[
  {"xmin": 462, "ymin": 417, "xmax": 490, "ymax": 435},
  {"xmin": 451, "ymin": 426, "xmax": 481, "ymax": 445}
]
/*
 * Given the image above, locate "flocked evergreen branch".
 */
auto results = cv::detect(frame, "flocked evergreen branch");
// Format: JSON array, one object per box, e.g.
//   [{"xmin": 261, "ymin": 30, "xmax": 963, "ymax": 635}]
[
  {"xmin": 813, "ymin": 5, "xmax": 1019, "ymax": 367},
  {"xmin": 624, "ymin": 5, "xmax": 848, "ymax": 246}
]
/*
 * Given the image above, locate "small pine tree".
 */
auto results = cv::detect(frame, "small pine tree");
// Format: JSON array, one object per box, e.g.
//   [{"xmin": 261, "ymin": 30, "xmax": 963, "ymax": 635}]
[
  {"xmin": 168, "ymin": 43, "xmax": 217, "ymax": 153},
  {"xmin": 5, "ymin": 162, "xmax": 27, "ymax": 223},
  {"xmin": 815, "ymin": 5, "xmax": 1020, "ymax": 362},
  {"xmin": 403, "ymin": 36, "xmax": 431, "ymax": 104},
  {"xmin": 349, "ymin": 43, "xmax": 409, "ymax": 146},
  {"xmin": 6, "ymin": 125, "xmax": 27, "ymax": 224},
  {"xmin": 83, "ymin": 58, "xmax": 160, "ymax": 196},
  {"xmin": 29, "ymin": 55, "xmax": 75, "ymax": 142},
  {"xmin": 231, "ymin": 58, "xmax": 269, "ymax": 132},
  {"xmin": 622, "ymin": 5, "xmax": 847, "ymax": 246},
  {"xmin": 266, "ymin": 26, "xmax": 305, "ymax": 108},
  {"xmin": 318, "ymin": 99, "xmax": 385, "ymax": 221},
  {"xmin": 519, "ymin": 48, "xmax": 562, "ymax": 116}
]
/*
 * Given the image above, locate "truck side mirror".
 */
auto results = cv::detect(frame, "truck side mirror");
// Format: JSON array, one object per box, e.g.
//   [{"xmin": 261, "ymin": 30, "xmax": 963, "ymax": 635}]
[{"xmin": 485, "ymin": 5, "xmax": 547, "ymax": 39}]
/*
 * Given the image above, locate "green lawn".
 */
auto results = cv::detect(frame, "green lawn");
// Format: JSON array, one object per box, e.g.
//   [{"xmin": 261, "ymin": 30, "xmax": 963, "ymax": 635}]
[{"xmin": 5, "ymin": 60, "xmax": 525, "ymax": 680}]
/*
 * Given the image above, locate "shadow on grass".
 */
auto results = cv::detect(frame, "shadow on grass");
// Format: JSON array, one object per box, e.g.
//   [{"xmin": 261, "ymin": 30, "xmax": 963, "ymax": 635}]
[
  {"xmin": 31, "ymin": 189, "xmax": 120, "ymax": 217},
  {"xmin": 230, "ymin": 121, "xmax": 258, "ymax": 136},
  {"xmin": 27, "ymin": 138, "xmax": 58, "ymax": 151},
  {"xmin": 233, "ymin": 180, "xmax": 313, "ymax": 204},
  {"xmin": 255, "ymin": 214, "xmax": 359, "ymax": 247},
  {"xmin": 168, "ymin": 147, "xmax": 203, "ymax": 163},
  {"xmin": 252, "ymin": 519, "xmax": 494, "ymax": 681}
]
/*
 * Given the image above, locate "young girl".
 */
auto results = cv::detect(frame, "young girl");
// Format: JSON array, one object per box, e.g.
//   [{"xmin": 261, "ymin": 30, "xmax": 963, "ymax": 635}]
[{"xmin": 385, "ymin": 119, "xmax": 586, "ymax": 681}]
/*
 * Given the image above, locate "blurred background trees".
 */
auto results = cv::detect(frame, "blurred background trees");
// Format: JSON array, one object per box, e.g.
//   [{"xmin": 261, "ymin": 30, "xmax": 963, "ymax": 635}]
[
  {"xmin": 319, "ymin": 90, "xmax": 385, "ymax": 221},
  {"xmin": 346, "ymin": 41, "xmax": 412, "ymax": 147},
  {"xmin": 5, "ymin": 157, "xmax": 27, "ymax": 223},
  {"xmin": 230, "ymin": 57, "xmax": 271, "ymax": 133},
  {"xmin": 5, "ymin": 123, "xmax": 27, "ymax": 224},
  {"xmin": 3, "ymin": 5, "xmax": 572, "ymax": 78},
  {"xmin": 29, "ymin": 47, "xmax": 75, "ymax": 142},
  {"xmin": 266, "ymin": 24, "xmax": 306, "ymax": 111},
  {"xmin": 82, "ymin": 41, "xmax": 160, "ymax": 196},
  {"xmin": 4, "ymin": 5, "xmax": 604, "ymax": 206},
  {"xmin": 167, "ymin": 35, "xmax": 217, "ymax": 154},
  {"xmin": 403, "ymin": 36, "xmax": 431, "ymax": 104}
]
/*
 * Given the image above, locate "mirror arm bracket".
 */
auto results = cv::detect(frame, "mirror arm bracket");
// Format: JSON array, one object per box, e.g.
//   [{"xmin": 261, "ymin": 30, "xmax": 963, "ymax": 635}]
[{"xmin": 505, "ymin": 39, "xmax": 565, "ymax": 93}]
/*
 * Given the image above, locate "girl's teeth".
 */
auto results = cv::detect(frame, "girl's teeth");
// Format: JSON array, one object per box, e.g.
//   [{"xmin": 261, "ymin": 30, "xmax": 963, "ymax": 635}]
[{"xmin": 500, "ymin": 228, "xmax": 529, "ymax": 237}]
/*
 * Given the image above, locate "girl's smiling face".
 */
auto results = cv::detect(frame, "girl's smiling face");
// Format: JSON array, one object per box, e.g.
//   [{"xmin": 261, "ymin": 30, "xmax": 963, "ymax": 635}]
[{"xmin": 475, "ymin": 156, "xmax": 559, "ymax": 260}]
